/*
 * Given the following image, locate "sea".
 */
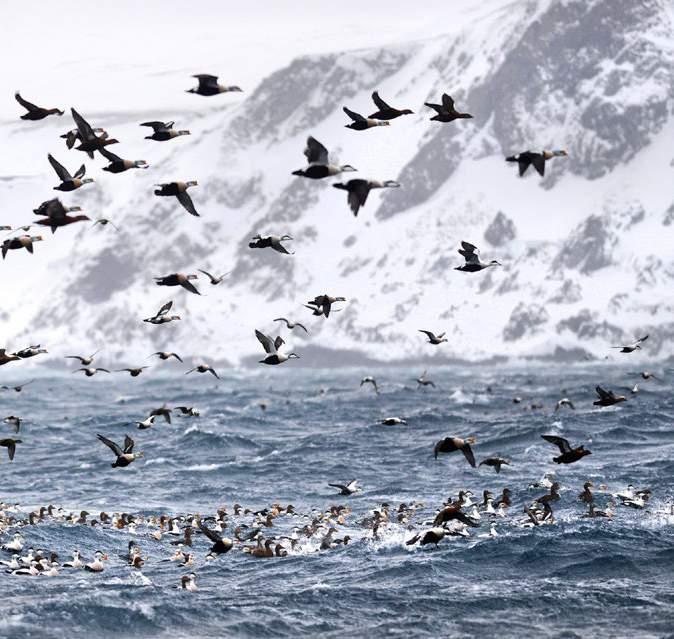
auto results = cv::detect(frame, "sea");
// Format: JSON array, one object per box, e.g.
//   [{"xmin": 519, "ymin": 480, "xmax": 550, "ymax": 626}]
[{"xmin": 0, "ymin": 364, "xmax": 673, "ymax": 638}]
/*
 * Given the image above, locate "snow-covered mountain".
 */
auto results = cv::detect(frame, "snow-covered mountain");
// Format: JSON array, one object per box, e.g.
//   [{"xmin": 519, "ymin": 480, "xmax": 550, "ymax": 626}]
[{"xmin": 2, "ymin": 0, "xmax": 674, "ymax": 367}]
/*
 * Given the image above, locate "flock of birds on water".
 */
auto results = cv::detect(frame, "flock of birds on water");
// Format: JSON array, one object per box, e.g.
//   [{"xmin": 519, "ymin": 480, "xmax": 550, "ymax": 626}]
[{"xmin": 0, "ymin": 75, "xmax": 670, "ymax": 592}]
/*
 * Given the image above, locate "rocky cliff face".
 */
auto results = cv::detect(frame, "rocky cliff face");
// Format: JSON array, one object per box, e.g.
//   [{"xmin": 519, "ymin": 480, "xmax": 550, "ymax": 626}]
[{"xmin": 2, "ymin": 0, "xmax": 674, "ymax": 366}]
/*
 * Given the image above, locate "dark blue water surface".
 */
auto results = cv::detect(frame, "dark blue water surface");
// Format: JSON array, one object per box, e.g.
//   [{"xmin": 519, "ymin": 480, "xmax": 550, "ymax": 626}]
[{"xmin": 1, "ymin": 365, "xmax": 673, "ymax": 638}]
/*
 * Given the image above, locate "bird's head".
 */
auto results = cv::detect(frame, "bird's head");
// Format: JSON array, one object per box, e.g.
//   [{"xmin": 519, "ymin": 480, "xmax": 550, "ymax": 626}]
[
  {"xmin": 186, "ymin": 180, "xmax": 198, "ymax": 188},
  {"xmin": 280, "ymin": 234, "xmax": 294, "ymax": 241},
  {"xmin": 187, "ymin": 274, "xmax": 198, "ymax": 280},
  {"xmin": 287, "ymin": 353, "xmax": 300, "ymax": 359},
  {"xmin": 341, "ymin": 165, "xmax": 357, "ymax": 172},
  {"xmin": 401, "ymin": 109, "xmax": 414, "ymax": 115},
  {"xmin": 466, "ymin": 436, "xmax": 477, "ymax": 444},
  {"xmin": 553, "ymin": 149, "xmax": 568, "ymax": 157},
  {"xmin": 490, "ymin": 260, "xmax": 501, "ymax": 266},
  {"xmin": 384, "ymin": 180, "xmax": 401, "ymax": 188},
  {"xmin": 82, "ymin": 178, "xmax": 95, "ymax": 184}
]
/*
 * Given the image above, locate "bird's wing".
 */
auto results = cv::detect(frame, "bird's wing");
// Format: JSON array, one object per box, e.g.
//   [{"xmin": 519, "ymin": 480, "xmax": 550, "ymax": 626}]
[
  {"xmin": 198, "ymin": 520, "xmax": 222, "ymax": 543},
  {"xmin": 595, "ymin": 385, "xmax": 611, "ymax": 400},
  {"xmin": 461, "ymin": 444, "xmax": 476, "ymax": 468},
  {"xmin": 541, "ymin": 435, "xmax": 571, "ymax": 454},
  {"xmin": 73, "ymin": 164, "xmax": 86, "ymax": 180},
  {"xmin": 48, "ymin": 154, "xmax": 71, "ymax": 181},
  {"xmin": 181, "ymin": 279, "xmax": 201, "ymax": 295},
  {"xmin": 97, "ymin": 434, "xmax": 122, "ymax": 456},
  {"xmin": 424, "ymin": 102, "xmax": 443, "ymax": 113},
  {"xmin": 173, "ymin": 354, "xmax": 183, "ymax": 363},
  {"xmin": 304, "ymin": 136, "xmax": 328, "ymax": 164},
  {"xmin": 371, "ymin": 90, "xmax": 391, "ymax": 111},
  {"xmin": 194, "ymin": 74, "xmax": 219, "ymax": 88},
  {"xmin": 295, "ymin": 322, "xmax": 308, "ymax": 333},
  {"xmin": 123, "ymin": 435, "xmax": 135, "ymax": 453},
  {"xmin": 255, "ymin": 329, "xmax": 276, "ymax": 354},
  {"xmin": 418, "ymin": 330, "xmax": 435, "ymax": 339},
  {"xmin": 15, "ymin": 92, "xmax": 39, "ymax": 112},
  {"xmin": 636, "ymin": 335, "xmax": 649, "ymax": 345},
  {"xmin": 6, "ymin": 441, "xmax": 17, "ymax": 460},
  {"xmin": 99, "ymin": 146, "xmax": 122, "ymax": 163},
  {"xmin": 140, "ymin": 121, "xmax": 168, "ymax": 131},
  {"xmin": 177, "ymin": 191, "xmax": 199, "ymax": 216},
  {"xmin": 343, "ymin": 106, "xmax": 365, "ymax": 122},
  {"xmin": 460, "ymin": 241, "xmax": 478, "ymax": 254},
  {"xmin": 532, "ymin": 154, "xmax": 546, "ymax": 176},
  {"xmin": 352, "ymin": 181, "xmax": 370, "ymax": 213},
  {"xmin": 198, "ymin": 269, "xmax": 214, "ymax": 282},
  {"xmin": 65, "ymin": 356, "xmax": 85, "ymax": 363},
  {"xmin": 274, "ymin": 336, "xmax": 285, "ymax": 351},
  {"xmin": 156, "ymin": 300, "xmax": 173, "ymax": 316},
  {"xmin": 441, "ymin": 94, "xmax": 455, "ymax": 111},
  {"xmin": 328, "ymin": 483, "xmax": 347, "ymax": 492},
  {"xmin": 71, "ymin": 108, "xmax": 95, "ymax": 140},
  {"xmin": 518, "ymin": 158, "xmax": 531, "ymax": 177},
  {"xmin": 209, "ymin": 368, "xmax": 220, "ymax": 379}
]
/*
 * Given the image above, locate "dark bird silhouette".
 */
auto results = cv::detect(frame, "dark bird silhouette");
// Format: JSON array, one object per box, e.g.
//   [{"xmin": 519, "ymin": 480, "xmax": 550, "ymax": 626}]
[
  {"xmin": 424, "ymin": 94, "xmax": 472, "ymax": 122},
  {"xmin": 593, "ymin": 386, "xmax": 627, "ymax": 407},
  {"xmin": 187, "ymin": 75, "xmax": 242, "ymax": 96},
  {"xmin": 332, "ymin": 179, "xmax": 400, "ymax": 216},
  {"xmin": 541, "ymin": 435, "xmax": 591, "ymax": 464},
  {"xmin": 141, "ymin": 120, "xmax": 190, "ymax": 141},
  {"xmin": 154, "ymin": 181, "xmax": 199, "ymax": 216},
  {"xmin": 505, "ymin": 149, "xmax": 567, "ymax": 177},
  {"xmin": 342, "ymin": 106, "xmax": 390, "ymax": 131},
  {"xmin": 47, "ymin": 154, "xmax": 94, "ymax": 191},
  {"xmin": 368, "ymin": 91, "xmax": 413, "ymax": 120},
  {"xmin": 433, "ymin": 437, "xmax": 476, "ymax": 466},
  {"xmin": 455, "ymin": 241, "xmax": 500, "ymax": 272},
  {"xmin": 15, "ymin": 92, "xmax": 63, "ymax": 120},
  {"xmin": 154, "ymin": 273, "xmax": 201, "ymax": 295},
  {"xmin": 96, "ymin": 434, "xmax": 143, "ymax": 468}
]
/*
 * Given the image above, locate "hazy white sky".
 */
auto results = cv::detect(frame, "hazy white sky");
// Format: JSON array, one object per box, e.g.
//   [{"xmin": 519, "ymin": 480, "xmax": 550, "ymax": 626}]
[{"xmin": 1, "ymin": 0, "xmax": 493, "ymax": 119}]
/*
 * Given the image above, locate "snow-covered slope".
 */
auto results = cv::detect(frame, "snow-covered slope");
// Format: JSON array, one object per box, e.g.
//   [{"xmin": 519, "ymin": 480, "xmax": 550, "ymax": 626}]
[{"xmin": 2, "ymin": 0, "xmax": 674, "ymax": 366}]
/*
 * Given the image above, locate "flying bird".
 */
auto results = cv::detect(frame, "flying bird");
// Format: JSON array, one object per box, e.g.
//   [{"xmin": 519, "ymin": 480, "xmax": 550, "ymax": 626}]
[
  {"xmin": 116, "ymin": 367, "xmax": 150, "ymax": 377},
  {"xmin": 100, "ymin": 147, "xmax": 148, "ymax": 173},
  {"xmin": 248, "ymin": 234, "xmax": 294, "ymax": 254},
  {"xmin": 2, "ymin": 235, "xmax": 43, "ymax": 259},
  {"xmin": 73, "ymin": 368, "xmax": 110, "ymax": 377},
  {"xmin": 328, "ymin": 480, "xmax": 361, "ymax": 495},
  {"xmin": 70, "ymin": 108, "xmax": 119, "ymax": 157},
  {"xmin": 479, "ymin": 458, "xmax": 510, "ymax": 473},
  {"xmin": 593, "ymin": 386, "xmax": 627, "ymax": 407},
  {"xmin": 506, "ymin": 149, "xmax": 568, "ymax": 177},
  {"xmin": 143, "ymin": 301, "xmax": 181, "ymax": 325},
  {"xmin": 292, "ymin": 136, "xmax": 357, "ymax": 179},
  {"xmin": 332, "ymin": 179, "xmax": 400, "ymax": 216},
  {"xmin": 360, "ymin": 376, "xmax": 379, "ymax": 394},
  {"xmin": 154, "ymin": 181, "xmax": 199, "ymax": 216},
  {"xmin": 185, "ymin": 364, "xmax": 220, "ymax": 379},
  {"xmin": 611, "ymin": 335, "xmax": 649, "ymax": 353},
  {"xmin": 541, "ymin": 435, "xmax": 591, "ymax": 464},
  {"xmin": 306, "ymin": 295, "xmax": 346, "ymax": 318},
  {"xmin": 141, "ymin": 120, "xmax": 190, "ymax": 141},
  {"xmin": 47, "ymin": 153, "xmax": 94, "ymax": 192},
  {"xmin": 15, "ymin": 92, "xmax": 63, "ymax": 120},
  {"xmin": 186, "ymin": 74, "xmax": 242, "ymax": 96},
  {"xmin": 255, "ymin": 330, "xmax": 299, "ymax": 365},
  {"xmin": 96, "ymin": 434, "xmax": 144, "ymax": 468},
  {"xmin": 424, "ymin": 94, "xmax": 473, "ymax": 122},
  {"xmin": 0, "ymin": 438, "xmax": 21, "ymax": 461},
  {"xmin": 198, "ymin": 269, "xmax": 229, "ymax": 285},
  {"xmin": 433, "ymin": 437, "xmax": 476, "ymax": 466},
  {"xmin": 555, "ymin": 398, "xmax": 575, "ymax": 412},
  {"xmin": 65, "ymin": 351, "xmax": 99, "ymax": 366},
  {"xmin": 150, "ymin": 351, "xmax": 183, "ymax": 363},
  {"xmin": 454, "ymin": 241, "xmax": 500, "ymax": 272},
  {"xmin": 368, "ymin": 91, "xmax": 413, "ymax": 120},
  {"xmin": 419, "ymin": 330, "xmax": 447, "ymax": 345},
  {"xmin": 342, "ymin": 106, "xmax": 390, "ymax": 131},
  {"xmin": 154, "ymin": 273, "xmax": 201, "ymax": 295},
  {"xmin": 198, "ymin": 520, "xmax": 234, "ymax": 557},
  {"xmin": 273, "ymin": 318, "xmax": 308, "ymax": 333}
]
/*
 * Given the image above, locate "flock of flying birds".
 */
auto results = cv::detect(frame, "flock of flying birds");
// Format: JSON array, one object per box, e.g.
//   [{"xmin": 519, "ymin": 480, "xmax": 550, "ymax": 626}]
[{"xmin": 0, "ymin": 77, "xmax": 666, "ymax": 589}]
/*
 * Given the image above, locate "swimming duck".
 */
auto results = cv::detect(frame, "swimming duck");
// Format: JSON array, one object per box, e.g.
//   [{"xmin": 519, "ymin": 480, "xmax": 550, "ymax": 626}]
[
  {"xmin": 1, "ymin": 235, "xmax": 43, "ymax": 259},
  {"xmin": 198, "ymin": 269, "xmax": 229, "ymax": 285},
  {"xmin": 0, "ymin": 381, "xmax": 34, "ymax": 393},
  {"xmin": 342, "ymin": 106, "xmax": 390, "ymax": 131},
  {"xmin": 433, "ymin": 436, "xmax": 476, "ymax": 467},
  {"xmin": 611, "ymin": 335, "xmax": 648, "ymax": 353},
  {"xmin": 292, "ymin": 136, "xmax": 356, "ymax": 179},
  {"xmin": 332, "ymin": 179, "xmax": 400, "ymax": 216},
  {"xmin": 273, "ymin": 318, "xmax": 308, "ymax": 333},
  {"xmin": 424, "ymin": 94, "xmax": 473, "ymax": 122},
  {"xmin": 73, "ymin": 367, "xmax": 110, "ymax": 377},
  {"xmin": 505, "ymin": 150, "xmax": 567, "ymax": 177},
  {"xmin": 96, "ymin": 434, "xmax": 144, "ymax": 468},
  {"xmin": 593, "ymin": 386, "xmax": 627, "ymax": 407},
  {"xmin": 154, "ymin": 273, "xmax": 201, "ymax": 295},
  {"xmin": 454, "ymin": 241, "xmax": 500, "ymax": 272},
  {"xmin": 368, "ymin": 91, "xmax": 413, "ymax": 120},
  {"xmin": 48, "ymin": 153, "xmax": 94, "ymax": 191},
  {"xmin": 154, "ymin": 181, "xmax": 199, "ymax": 216},
  {"xmin": 1, "ymin": 533, "xmax": 23, "ymax": 552},
  {"xmin": 143, "ymin": 300, "xmax": 181, "ymax": 324},
  {"xmin": 141, "ymin": 121, "xmax": 190, "ymax": 141},
  {"xmin": 578, "ymin": 481, "xmax": 594, "ymax": 505},
  {"xmin": 85, "ymin": 551, "xmax": 107, "ymax": 572},
  {"xmin": 248, "ymin": 234, "xmax": 294, "ymax": 254},
  {"xmin": 71, "ymin": 108, "xmax": 119, "ymax": 158},
  {"xmin": 541, "ymin": 435, "xmax": 591, "ymax": 464},
  {"xmin": 255, "ymin": 330, "xmax": 300, "ymax": 365},
  {"xmin": 15, "ymin": 92, "xmax": 63, "ymax": 120},
  {"xmin": 187, "ymin": 74, "xmax": 242, "ymax": 96},
  {"xmin": 479, "ymin": 457, "xmax": 510, "ymax": 473},
  {"xmin": 185, "ymin": 364, "xmax": 220, "ymax": 379},
  {"xmin": 135, "ymin": 415, "xmax": 156, "ymax": 430},
  {"xmin": 100, "ymin": 147, "xmax": 148, "ymax": 173},
  {"xmin": 62, "ymin": 550, "xmax": 83, "ymax": 568},
  {"xmin": 327, "ymin": 480, "xmax": 360, "ymax": 496},
  {"xmin": 418, "ymin": 330, "xmax": 447, "ymax": 345},
  {"xmin": 379, "ymin": 417, "xmax": 407, "ymax": 425},
  {"xmin": 181, "ymin": 573, "xmax": 199, "ymax": 591},
  {"xmin": 175, "ymin": 406, "xmax": 200, "ymax": 417}
]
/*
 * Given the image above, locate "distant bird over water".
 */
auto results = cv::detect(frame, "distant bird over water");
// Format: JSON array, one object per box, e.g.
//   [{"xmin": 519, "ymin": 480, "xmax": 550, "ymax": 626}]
[
  {"xmin": 541, "ymin": 435, "xmax": 591, "ymax": 464},
  {"xmin": 186, "ymin": 74, "xmax": 242, "ymax": 96},
  {"xmin": 97, "ymin": 434, "xmax": 143, "ymax": 468},
  {"xmin": 506, "ymin": 149, "xmax": 568, "ymax": 177},
  {"xmin": 185, "ymin": 364, "xmax": 220, "ymax": 379},
  {"xmin": 328, "ymin": 480, "xmax": 361, "ymax": 495},
  {"xmin": 424, "ymin": 94, "xmax": 473, "ymax": 123},
  {"xmin": 593, "ymin": 386, "xmax": 627, "ymax": 407},
  {"xmin": 360, "ymin": 376, "xmax": 379, "ymax": 394},
  {"xmin": 433, "ymin": 436, "xmax": 476, "ymax": 466},
  {"xmin": 155, "ymin": 273, "xmax": 201, "ymax": 295},
  {"xmin": 255, "ymin": 330, "xmax": 299, "ymax": 365},
  {"xmin": 611, "ymin": 335, "xmax": 648, "ymax": 353},
  {"xmin": 65, "ymin": 351, "xmax": 99, "ymax": 366}
]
